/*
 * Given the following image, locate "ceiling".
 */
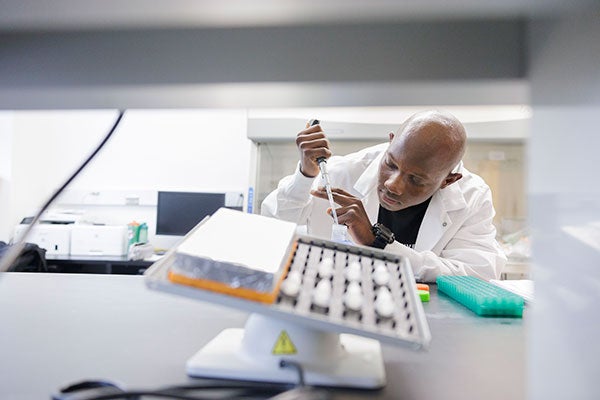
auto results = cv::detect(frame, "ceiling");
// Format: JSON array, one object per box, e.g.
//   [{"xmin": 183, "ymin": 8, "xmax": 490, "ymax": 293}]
[
  {"xmin": 0, "ymin": 0, "xmax": 574, "ymax": 32},
  {"xmin": 248, "ymin": 105, "xmax": 531, "ymax": 124},
  {"xmin": 1, "ymin": 0, "xmax": 591, "ymax": 110}
]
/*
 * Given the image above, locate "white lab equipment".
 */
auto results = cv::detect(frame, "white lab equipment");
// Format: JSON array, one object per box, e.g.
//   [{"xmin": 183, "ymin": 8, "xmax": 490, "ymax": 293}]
[
  {"xmin": 70, "ymin": 224, "xmax": 128, "ymax": 256},
  {"xmin": 374, "ymin": 286, "xmax": 395, "ymax": 318},
  {"xmin": 12, "ymin": 211, "xmax": 82, "ymax": 256},
  {"xmin": 312, "ymin": 278, "xmax": 333, "ymax": 308},
  {"xmin": 13, "ymin": 223, "xmax": 72, "ymax": 256},
  {"xmin": 345, "ymin": 260, "xmax": 362, "ymax": 282},
  {"xmin": 280, "ymin": 270, "xmax": 302, "ymax": 298},
  {"xmin": 343, "ymin": 281, "xmax": 364, "ymax": 311},
  {"xmin": 373, "ymin": 261, "xmax": 391, "ymax": 286},
  {"xmin": 317, "ymin": 157, "xmax": 339, "ymax": 225},
  {"xmin": 317, "ymin": 258, "xmax": 334, "ymax": 279},
  {"xmin": 145, "ymin": 208, "xmax": 430, "ymax": 389}
]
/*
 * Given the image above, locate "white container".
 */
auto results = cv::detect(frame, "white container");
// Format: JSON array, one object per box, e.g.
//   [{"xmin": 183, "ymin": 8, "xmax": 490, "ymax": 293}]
[
  {"xmin": 13, "ymin": 224, "xmax": 72, "ymax": 256},
  {"xmin": 70, "ymin": 224, "xmax": 128, "ymax": 256}
]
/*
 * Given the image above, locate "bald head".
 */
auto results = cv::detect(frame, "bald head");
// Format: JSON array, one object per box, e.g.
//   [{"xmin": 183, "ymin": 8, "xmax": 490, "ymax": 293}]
[
  {"xmin": 392, "ymin": 110, "xmax": 466, "ymax": 174},
  {"xmin": 376, "ymin": 110, "xmax": 466, "ymax": 211}
]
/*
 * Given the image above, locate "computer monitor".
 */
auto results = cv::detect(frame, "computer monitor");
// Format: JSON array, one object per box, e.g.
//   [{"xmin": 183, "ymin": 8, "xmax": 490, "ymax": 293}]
[{"xmin": 156, "ymin": 191, "xmax": 238, "ymax": 236}]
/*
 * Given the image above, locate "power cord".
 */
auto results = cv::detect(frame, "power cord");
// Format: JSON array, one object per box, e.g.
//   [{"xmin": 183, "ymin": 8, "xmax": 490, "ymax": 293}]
[
  {"xmin": 0, "ymin": 110, "xmax": 125, "ymax": 274},
  {"xmin": 51, "ymin": 359, "xmax": 329, "ymax": 400},
  {"xmin": 268, "ymin": 360, "xmax": 330, "ymax": 400},
  {"xmin": 279, "ymin": 360, "xmax": 305, "ymax": 386},
  {"xmin": 52, "ymin": 380, "xmax": 291, "ymax": 400}
]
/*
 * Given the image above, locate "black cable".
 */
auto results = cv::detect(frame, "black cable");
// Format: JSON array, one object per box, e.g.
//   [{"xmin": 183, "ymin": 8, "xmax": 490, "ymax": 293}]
[
  {"xmin": 159, "ymin": 381, "xmax": 292, "ymax": 392},
  {"xmin": 57, "ymin": 391, "xmax": 210, "ymax": 400},
  {"xmin": 0, "ymin": 110, "xmax": 125, "ymax": 273},
  {"xmin": 54, "ymin": 387, "xmax": 287, "ymax": 400},
  {"xmin": 157, "ymin": 384, "xmax": 288, "ymax": 398},
  {"xmin": 279, "ymin": 359, "xmax": 306, "ymax": 387},
  {"xmin": 51, "ymin": 359, "xmax": 322, "ymax": 399},
  {"xmin": 52, "ymin": 380, "xmax": 294, "ymax": 400},
  {"xmin": 159, "ymin": 385, "xmax": 289, "ymax": 398}
]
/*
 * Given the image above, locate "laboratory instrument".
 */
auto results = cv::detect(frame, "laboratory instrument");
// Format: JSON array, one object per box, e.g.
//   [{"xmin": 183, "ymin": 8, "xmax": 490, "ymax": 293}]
[
  {"xmin": 437, "ymin": 275, "xmax": 524, "ymax": 317},
  {"xmin": 145, "ymin": 209, "xmax": 431, "ymax": 389},
  {"xmin": 308, "ymin": 119, "xmax": 348, "ymax": 243},
  {"xmin": 308, "ymin": 119, "xmax": 338, "ymax": 225}
]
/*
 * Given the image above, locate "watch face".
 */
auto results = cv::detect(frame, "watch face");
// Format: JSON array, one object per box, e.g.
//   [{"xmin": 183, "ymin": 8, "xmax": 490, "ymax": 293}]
[{"xmin": 373, "ymin": 223, "xmax": 394, "ymax": 244}]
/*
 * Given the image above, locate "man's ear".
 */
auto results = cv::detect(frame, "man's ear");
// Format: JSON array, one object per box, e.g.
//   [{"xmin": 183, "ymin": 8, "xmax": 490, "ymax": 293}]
[{"xmin": 440, "ymin": 173, "xmax": 462, "ymax": 189}]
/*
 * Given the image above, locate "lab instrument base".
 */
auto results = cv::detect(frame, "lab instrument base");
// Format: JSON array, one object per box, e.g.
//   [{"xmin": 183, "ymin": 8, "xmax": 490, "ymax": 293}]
[{"xmin": 186, "ymin": 316, "xmax": 386, "ymax": 389}]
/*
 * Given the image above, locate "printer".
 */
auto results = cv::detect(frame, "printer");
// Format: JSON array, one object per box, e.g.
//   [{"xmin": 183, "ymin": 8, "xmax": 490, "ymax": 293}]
[
  {"xmin": 14, "ymin": 211, "xmax": 129, "ymax": 257},
  {"xmin": 13, "ymin": 211, "xmax": 81, "ymax": 256},
  {"xmin": 70, "ymin": 224, "xmax": 128, "ymax": 257}
]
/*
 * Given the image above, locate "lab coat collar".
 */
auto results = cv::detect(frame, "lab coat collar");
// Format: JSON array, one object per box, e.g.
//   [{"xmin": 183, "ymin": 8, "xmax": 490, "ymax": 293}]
[
  {"xmin": 431, "ymin": 161, "xmax": 468, "ymax": 214},
  {"xmin": 353, "ymin": 151, "xmax": 384, "ymax": 224},
  {"xmin": 354, "ymin": 151, "xmax": 384, "ymax": 198},
  {"xmin": 353, "ymin": 155, "xmax": 468, "ymax": 252},
  {"xmin": 415, "ymin": 162, "xmax": 467, "ymax": 251}
]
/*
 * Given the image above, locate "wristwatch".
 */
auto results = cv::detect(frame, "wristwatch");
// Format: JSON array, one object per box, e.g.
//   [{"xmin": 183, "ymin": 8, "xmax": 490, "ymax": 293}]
[{"xmin": 371, "ymin": 223, "xmax": 395, "ymax": 249}]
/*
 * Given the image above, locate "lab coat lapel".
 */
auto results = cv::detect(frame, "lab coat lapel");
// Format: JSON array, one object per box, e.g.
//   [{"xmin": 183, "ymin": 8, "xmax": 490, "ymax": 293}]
[
  {"xmin": 414, "ymin": 181, "xmax": 466, "ymax": 252},
  {"xmin": 353, "ymin": 152, "xmax": 383, "ymax": 224}
]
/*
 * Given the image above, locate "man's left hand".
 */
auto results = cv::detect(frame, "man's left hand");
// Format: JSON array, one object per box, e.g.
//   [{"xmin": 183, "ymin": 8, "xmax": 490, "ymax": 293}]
[{"xmin": 310, "ymin": 187, "xmax": 376, "ymax": 246}]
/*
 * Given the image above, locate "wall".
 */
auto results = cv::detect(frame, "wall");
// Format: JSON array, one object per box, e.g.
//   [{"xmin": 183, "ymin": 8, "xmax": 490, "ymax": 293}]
[
  {"xmin": 7, "ymin": 109, "xmax": 251, "ymax": 248},
  {"xmin": 10, "ymin": 110, "xmax": 117, "ymax": 229},
  {"xmin": 462, "ymin": 141, "xmax": 526, "ymax": 230},
  {"xmin": 528, "ymin": 9, "xmax": 600, "ymax": 400},
  {"xmin": 0, "ymin": 112, "xmax": 14, "ymax": 241},
  {"xmin": 0, "ymin": 21, "xmax": 525, "ymax": 109}
]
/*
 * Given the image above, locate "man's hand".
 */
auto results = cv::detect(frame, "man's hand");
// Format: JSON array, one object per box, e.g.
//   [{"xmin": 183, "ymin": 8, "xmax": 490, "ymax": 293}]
[
  {"xmin": 310, "ymin": 187, "xmax": 376, "ymax": 246},
  {"xmin": 296, "ymin": 122, "xmax": 332, "ymax": 178}
]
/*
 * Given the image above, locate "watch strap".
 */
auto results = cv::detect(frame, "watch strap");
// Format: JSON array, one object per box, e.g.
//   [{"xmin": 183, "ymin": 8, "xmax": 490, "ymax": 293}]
[
  {"xmin": 371, "ymin": 235, "xmax": 389, "ymax": 249},
  {"xmin": 371, "ymin": 223, "xmax": 395, "ymax": 249}
]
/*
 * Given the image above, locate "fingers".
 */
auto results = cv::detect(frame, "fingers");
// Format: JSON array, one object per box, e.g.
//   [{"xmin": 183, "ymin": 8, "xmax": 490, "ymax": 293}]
[
  {"xmin": 297, "ymin": 138, "xmax": 332, "ymax": 159},
  {"xmin": 312, "ymin": 187, "xmax": 374, "ymax": 245},
  {"xmin": 297, "ymin": 124, "xmax": 325, "ymax": 141},
  {"xmin": 330, "ymin": 187, "xmax": 355, "ymax": 198},
  {"xmin": 296, "ymin": 123, "xmax": 330, "ymax": 152},
  {"xmin": 312, "ymin": 188, "xmax": 369, "ymax": 225},
  {"xmin": 310, "ymin": 187, "xmax": 359, "ymax": 207},
  {"xmin": 330, "ymin": 206, "xmax": 355, "ymax": 225},
  {"xmin": 297, "ymin": 125, "xmax": 332, "ymax": 177},
  {"xmin": 296, "ymin": 133, "xmax": 330, "ymax": 154},
  {"xmin": 327, "ymin": 204, "xmax": 375, "ymax": 246},
  {"xmin": 310, "ymin": 187, "xmax": 331, "ymax": 201}
]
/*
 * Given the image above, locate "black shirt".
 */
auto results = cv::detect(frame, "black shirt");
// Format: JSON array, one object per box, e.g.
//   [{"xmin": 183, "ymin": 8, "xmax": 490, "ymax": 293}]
[{"xmin": 377, "ymin": 197, "xmax": 432, "ymax": 249}]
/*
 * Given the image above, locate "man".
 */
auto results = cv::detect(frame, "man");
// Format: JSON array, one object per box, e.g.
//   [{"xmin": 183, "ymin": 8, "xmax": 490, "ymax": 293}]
[{"xmin": 261, "ymin": 110, "xmax": 505, "ymax": 282}]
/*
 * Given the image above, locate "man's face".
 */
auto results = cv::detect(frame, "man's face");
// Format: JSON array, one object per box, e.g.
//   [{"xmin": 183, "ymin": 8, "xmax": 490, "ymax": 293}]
[{"xmin": 376, "ymin": 136, "xmax": 454, "ymax": 211}]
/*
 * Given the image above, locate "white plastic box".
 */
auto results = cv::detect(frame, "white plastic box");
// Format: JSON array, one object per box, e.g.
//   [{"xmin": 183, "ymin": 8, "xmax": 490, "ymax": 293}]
[
  {"xmin": 13, "ymin": 224, "xmax": 72, "ymax": 256},
  {"xmin": 70, "ymin": 225, "xmax": 128, "ymax": 257}
]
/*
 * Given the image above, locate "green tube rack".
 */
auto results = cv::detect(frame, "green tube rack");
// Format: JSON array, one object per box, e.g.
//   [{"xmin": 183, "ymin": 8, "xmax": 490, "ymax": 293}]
[{"xmin": 436, "ymin": 276, "xmax": 524, "ymax": 317}]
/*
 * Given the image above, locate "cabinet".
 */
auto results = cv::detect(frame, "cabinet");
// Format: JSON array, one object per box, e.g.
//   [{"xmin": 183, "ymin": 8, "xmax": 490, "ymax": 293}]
[{"xmin": 46, "ymin": 255, "xmax": 153, "ymax": 275}]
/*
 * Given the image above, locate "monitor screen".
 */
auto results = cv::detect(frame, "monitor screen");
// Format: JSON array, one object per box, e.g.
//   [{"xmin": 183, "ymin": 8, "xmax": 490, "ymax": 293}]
[{"xmin": 156, "ymin": 191, "xmax": 227, "ymax": 236}]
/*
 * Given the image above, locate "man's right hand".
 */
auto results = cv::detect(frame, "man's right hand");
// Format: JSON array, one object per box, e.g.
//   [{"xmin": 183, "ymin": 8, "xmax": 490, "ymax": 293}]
[{"xmin": 296, "ymin": 122, "xmax": 332, "ymax": 178}]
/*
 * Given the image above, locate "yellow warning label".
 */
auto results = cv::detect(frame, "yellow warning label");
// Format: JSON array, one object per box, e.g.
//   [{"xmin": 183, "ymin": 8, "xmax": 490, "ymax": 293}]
[{"xmin": 272, "ymin": 330, "xmax": 297, "ymax": 355}]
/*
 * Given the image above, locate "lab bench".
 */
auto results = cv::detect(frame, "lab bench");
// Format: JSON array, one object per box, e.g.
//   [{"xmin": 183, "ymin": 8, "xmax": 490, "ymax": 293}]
[{"xmin": 0, "ymin": 273, "xmax": 525, "ymax": 400}]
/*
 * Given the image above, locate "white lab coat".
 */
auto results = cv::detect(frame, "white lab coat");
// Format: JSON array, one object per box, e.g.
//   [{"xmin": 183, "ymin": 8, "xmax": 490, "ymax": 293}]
[{"xmin": 261, "ymin": 143, "xmax": 506, "ymax": 282}]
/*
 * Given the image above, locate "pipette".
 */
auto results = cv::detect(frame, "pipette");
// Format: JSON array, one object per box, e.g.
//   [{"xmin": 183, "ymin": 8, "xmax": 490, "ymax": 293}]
[
  {"xmin": 309, "ymin": 119, "xmax": 339, "ymax": 225},
  {"xmin": 317, "ymin": 158, "xmax": 339, "ymax": 225}
]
